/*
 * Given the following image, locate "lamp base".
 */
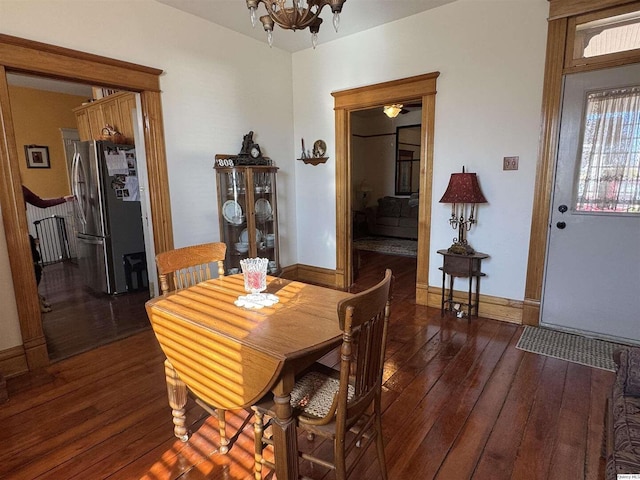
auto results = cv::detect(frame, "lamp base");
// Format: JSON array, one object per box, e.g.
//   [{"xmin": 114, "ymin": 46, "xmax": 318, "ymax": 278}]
[{"xmin": 447, "ymin": 242, "xmax": 475, "ymax": 255}]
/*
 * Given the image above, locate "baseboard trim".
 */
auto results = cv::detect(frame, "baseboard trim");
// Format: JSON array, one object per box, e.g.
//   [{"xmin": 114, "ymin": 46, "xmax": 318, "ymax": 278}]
[
  {"xmin": 426, "ymin": 286, "xmax": 523, "ymax": 324},
  {"xmin": 286, "ymin": 264, "xmax": 338, "ymax": 288},
  {"xmin": 284, "ymin": 264, "xmax": 523, "ymax": 324},
  {"xmin": 0, "ymin": 345, "xmax": 29, "ymax": 378}
]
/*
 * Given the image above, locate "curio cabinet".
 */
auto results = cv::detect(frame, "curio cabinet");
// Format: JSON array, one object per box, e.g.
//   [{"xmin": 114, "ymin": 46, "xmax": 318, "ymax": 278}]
[{"xmin": 214, "ymin": 155, "xmax": 279, "ymax": 276}]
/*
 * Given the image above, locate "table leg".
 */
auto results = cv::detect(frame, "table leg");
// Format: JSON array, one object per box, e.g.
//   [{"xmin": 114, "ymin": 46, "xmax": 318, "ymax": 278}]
[
  {"xmin": 271, "ymin": 391, "xmax": 299, "ymax": 480},
  {"xmin": 468, "ymin": 276, "xmax": 473, "ymax": 319},
  {"xmin": 164, "ymin": 359, "xmax": 189, "ymax": 442},
  {"xmin": 475, "ymin": 276, "xmax": 481, "ymax": 317},
  {"xmin": 441, "ymin": 269, "xmax": 446, "ymax": 316},
  {"xmin": 448, "ymin": 275, "xmax": 454, "ymax": 313}
]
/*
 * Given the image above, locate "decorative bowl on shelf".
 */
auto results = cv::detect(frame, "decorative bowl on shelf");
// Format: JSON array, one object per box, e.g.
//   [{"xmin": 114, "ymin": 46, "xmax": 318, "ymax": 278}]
[{"xmin": 235, "ymin": 242, "xmax": 249, "ymax": 253}]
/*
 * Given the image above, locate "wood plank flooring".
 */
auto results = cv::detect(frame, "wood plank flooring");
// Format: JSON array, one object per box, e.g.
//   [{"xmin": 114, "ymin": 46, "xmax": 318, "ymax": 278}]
[
  {"xmin": 39, "ymin": 260, "xmax": 150, "ymax": 361},
  {"xmin": 3, "ymin": 251, "xmax": 613, "ymax": 479}
]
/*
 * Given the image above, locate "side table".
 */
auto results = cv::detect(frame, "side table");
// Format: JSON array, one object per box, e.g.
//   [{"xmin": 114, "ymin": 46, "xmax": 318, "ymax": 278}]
[{"xmin": 438, "ymin": 249, "xmax": 488, "ymax": 319}]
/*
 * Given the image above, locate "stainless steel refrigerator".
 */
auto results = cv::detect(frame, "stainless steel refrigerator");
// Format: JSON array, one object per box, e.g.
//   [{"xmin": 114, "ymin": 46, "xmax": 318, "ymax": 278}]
[{"xmin": 71, "ymin": 140, "xmax": 145, "ymax": 294}]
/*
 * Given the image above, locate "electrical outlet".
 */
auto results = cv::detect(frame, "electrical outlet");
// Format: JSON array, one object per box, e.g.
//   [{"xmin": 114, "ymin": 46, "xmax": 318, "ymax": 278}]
[{"xmin": 503, "ymin": 156, "xmax": 519, "ymax": 170}]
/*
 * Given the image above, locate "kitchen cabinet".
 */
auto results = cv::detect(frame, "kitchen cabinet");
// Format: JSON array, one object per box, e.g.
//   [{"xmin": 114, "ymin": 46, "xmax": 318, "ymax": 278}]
[
  {"xmin": 73, "ymin": 91, "xmax": 136, "ymax": 143},
  {"xmin": 214, "ymin": 157, "xmax": 280, "ymax": 276}
]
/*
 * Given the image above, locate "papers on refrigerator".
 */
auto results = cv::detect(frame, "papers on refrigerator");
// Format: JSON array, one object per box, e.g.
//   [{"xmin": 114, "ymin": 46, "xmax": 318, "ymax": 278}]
[{"xmin": 105, "ymin": 150, "xmax": 128, "ymax": 175}]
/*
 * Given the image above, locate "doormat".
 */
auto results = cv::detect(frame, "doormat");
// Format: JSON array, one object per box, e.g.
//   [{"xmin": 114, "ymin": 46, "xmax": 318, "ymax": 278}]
[
  {"xmin": 516, "ymin": 326, "xmax": 625, "ymax": 372},
  {"xmin": 353, "ymin": 236, "xmax": 417, "ymax": 258}
]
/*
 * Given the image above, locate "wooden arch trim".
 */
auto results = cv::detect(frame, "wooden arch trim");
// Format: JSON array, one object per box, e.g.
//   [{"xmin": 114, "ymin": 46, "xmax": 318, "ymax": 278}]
[
  {"xmin": 0, "ymin": 34, "xmax": 174, "ymax": 371},
  {"xmin": 332, "ymin": 72, "xmax": 439, "ymax": 301}
]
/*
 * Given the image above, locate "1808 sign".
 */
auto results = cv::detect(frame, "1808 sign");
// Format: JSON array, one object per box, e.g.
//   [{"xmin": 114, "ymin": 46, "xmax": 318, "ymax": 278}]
[{"xmin": 215, "ymin": 157, "xmax": 236, "ymax": 168}]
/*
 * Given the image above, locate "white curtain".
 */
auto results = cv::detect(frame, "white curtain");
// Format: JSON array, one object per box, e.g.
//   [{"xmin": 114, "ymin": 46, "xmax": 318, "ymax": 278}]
[{"xmin": 576, "ymin": 87, "xmax": 640, "ymax": 213}]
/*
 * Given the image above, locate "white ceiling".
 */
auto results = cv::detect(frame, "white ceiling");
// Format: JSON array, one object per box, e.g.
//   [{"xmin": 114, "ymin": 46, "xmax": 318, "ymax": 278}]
[{"xmin": 155, "ymin": 0, "xmax": 456, "ymax": 52}]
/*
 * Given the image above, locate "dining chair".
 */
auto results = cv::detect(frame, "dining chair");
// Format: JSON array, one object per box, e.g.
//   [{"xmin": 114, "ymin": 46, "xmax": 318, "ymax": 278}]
[
  {"xmin": 156, "ymin": 242, "xmax": 249, "ymax": 454},
  {"xmin": 252, "ymin": 268, "xmax": 392, "ymax": 480}
]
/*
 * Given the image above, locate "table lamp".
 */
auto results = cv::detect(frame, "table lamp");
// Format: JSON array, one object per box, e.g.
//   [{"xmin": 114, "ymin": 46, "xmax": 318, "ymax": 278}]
[{"xmin": 439, "ymin": 168, "xmax": 487, "ymax": 255}]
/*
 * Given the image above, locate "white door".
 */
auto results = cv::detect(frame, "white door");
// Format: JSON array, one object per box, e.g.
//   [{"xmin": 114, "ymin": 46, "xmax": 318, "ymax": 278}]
[{"xmin": 541, "ymin": 64, "xmax": 640, "ymax": 344}]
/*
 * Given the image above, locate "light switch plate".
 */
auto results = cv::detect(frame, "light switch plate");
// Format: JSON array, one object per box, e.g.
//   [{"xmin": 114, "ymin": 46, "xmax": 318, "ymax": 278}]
[{"xmin": 503, "ymin": 156, "xmax": 519, "ymax": 170}]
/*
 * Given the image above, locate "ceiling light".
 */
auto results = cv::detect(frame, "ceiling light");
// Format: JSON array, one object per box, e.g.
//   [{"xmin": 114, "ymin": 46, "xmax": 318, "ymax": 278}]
[
  {"xmin": 383, "ymin": 104, "xmax": 403, "ymax": 118},
  {"xmin": 246, "ymin": 0, "xmax": 346, "ymax": 48}
]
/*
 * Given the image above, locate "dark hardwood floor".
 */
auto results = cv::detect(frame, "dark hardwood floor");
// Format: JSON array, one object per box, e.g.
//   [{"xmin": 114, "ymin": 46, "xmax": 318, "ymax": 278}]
[
  {"xmin": 39, "ymin": 260, "xmax": 150, "ymax": 361},
  {"xmin": 3, "ymin": 251, "xmax": 612, "ymax": 479}
]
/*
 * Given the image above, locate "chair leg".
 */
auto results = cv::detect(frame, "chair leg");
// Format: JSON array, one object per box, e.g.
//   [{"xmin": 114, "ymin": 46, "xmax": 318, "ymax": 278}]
[
  {"xmin": 374, "ymin": 399, "xmax": 388, "ymax": 480},
  {"xmin": 164, "ymin": 359, "xmax": 189, "ymax": 442},
  {"xmin": 334, "ymin": 432, "xmax": 347, "ymax": 480},
  {"xmin": 253, "ymin": 409, "xmax": 265, "ymax": 480},
  {"xmin": 217, "ymin": 408, "xmax": 229, "ymax": 454}
]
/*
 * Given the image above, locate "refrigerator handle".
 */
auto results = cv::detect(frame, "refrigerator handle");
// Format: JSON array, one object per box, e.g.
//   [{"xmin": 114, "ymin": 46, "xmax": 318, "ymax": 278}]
[{"xmin": 71, "ymin": 147, "xmax": 87, "ymax": 229}]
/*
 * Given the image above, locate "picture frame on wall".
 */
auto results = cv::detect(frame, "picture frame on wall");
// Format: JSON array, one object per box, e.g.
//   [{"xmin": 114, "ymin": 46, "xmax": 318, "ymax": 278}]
[{"xmin": 25, "ymin": 145, "xmax": 50, "ymax": 169}]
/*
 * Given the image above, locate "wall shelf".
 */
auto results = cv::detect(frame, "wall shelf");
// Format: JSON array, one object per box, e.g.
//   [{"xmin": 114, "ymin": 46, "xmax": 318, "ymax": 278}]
[{"xmin": 298, "ymin": 156, "xmax": 328, "ymax": 166}]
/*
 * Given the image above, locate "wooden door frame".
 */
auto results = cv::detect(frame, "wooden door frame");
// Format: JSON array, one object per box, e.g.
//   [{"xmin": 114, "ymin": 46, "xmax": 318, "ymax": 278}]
[
  {"xmin": 524, "ymin": 0, "xmax": 640, "ymax": 325},
  {"xmin": 332, "ymin": 72, "xmax": 439, "ymax": 302},
  {"xmin": 0, "ymin": 34, "xmax": 174, "ymax": 371}
]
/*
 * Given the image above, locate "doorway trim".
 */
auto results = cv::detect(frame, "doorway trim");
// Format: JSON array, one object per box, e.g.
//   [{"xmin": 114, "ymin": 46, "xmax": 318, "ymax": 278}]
[
  {"xmin": 0, "ymin": 34, "xmax": 174, "ymax": 372},
  {"xmin": 332, "ymin": 72, "xmax": 439, "ymax": 301}
]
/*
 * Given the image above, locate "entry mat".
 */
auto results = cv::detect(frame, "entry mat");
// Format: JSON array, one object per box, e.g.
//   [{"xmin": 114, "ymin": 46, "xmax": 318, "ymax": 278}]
[{"xmin": 516, "ymin": 326, "xmax": 627, "ymax": 372}]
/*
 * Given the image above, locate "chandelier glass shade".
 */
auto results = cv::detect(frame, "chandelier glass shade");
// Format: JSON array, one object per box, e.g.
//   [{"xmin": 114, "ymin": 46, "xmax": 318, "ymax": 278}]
[{"xmin": 246, "ymin": 0, "xmax": 346, "ymax": 48}]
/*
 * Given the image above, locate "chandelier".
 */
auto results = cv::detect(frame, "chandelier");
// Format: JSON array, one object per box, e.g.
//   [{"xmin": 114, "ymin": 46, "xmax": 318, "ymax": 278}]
[{"xmin": 246, "ymin": 0, "xmax": 347, "ymax": 48}]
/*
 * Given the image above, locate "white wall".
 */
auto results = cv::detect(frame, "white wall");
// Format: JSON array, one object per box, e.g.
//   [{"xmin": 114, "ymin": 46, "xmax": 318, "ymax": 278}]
[
  {"xmin": 0, "ymin": 0, "xmax": 295, "ymax": 351},
  {"xmin": 292, "ymin": 0, "xmax": 548, "ymax": 300}
]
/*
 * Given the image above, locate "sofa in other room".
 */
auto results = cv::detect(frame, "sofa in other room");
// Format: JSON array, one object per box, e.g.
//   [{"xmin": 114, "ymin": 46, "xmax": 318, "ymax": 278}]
[{"xmin": 365, "ymin": 195, "xmax": 418, "ymax": 240}]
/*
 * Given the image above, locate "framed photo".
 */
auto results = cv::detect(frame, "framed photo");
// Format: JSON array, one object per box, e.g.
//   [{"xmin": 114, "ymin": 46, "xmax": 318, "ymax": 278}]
[{"xmin": 24, "ymin": 145, "xmax": 50, "ymax": 169}]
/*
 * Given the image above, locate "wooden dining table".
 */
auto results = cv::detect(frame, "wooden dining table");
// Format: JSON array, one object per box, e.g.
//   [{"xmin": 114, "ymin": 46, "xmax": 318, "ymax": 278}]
[{"xmin": 145, "ymin": 274, "xmax": 353, "ymax": 480}]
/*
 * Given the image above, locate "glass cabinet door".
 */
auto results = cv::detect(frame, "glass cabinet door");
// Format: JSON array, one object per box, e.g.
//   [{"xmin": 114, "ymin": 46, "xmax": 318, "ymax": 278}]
[{"xmin": 215, "ymin": 162, "xmax": 279, "ymax": 276}]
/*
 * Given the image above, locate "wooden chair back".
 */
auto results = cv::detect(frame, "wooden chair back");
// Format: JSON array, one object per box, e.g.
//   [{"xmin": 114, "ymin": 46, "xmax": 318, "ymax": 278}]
[
  {"xmin": 300, "ymin": 268, "xmax": 392, "ymax": 429},
  {"xmin": 337, "ymin": 268, "xmax": 391, "ymax": 432},
  {"xmin": 156, "ymin": 242, "xmax": 226, "ymax": 294},
  {"xmin": 252, "ymin": 269, "xmax": 392, "ymax": 479}
]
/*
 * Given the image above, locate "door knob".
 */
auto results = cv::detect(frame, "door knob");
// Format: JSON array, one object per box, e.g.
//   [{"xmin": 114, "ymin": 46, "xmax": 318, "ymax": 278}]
[
  {"xmin": 556, "ymin": 221, "xmax": 566, "ymax": 229},
  {"xmin": 558, "ymin": 204, "xmax": 568, "ymax": 213}
]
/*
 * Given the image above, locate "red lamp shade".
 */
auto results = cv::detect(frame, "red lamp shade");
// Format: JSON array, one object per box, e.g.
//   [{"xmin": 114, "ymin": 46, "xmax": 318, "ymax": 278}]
[{"xmin": 439, "ymin": 172, "xmax": 487, "ymax": 204}]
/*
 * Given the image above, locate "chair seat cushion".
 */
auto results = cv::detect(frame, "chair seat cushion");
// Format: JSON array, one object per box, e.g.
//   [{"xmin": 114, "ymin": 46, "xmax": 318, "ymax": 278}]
[{"xmin": 290, "ymin": 371, "xmax": 354, "ymax": 418}]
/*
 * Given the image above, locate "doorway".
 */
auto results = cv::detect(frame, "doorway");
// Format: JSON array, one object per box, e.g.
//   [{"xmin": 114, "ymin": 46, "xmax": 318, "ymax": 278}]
[
  {"xmin": 7, "ymin": 72, "xmax": 155, "ymax": 360},
  {"xmin": 351, "ymin": 107, "xmax": 420, "ymax": 284},
  {"xmin": 0, "ymin": 35, "xmax": 173, "ymax": 372},
  {"xmin": 541, "ymin": 63, "xmax": 640, "ymax": 344},
  {"xmin": 332, "ymin": 72, "xmax": 439, "ymax": 304}
]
